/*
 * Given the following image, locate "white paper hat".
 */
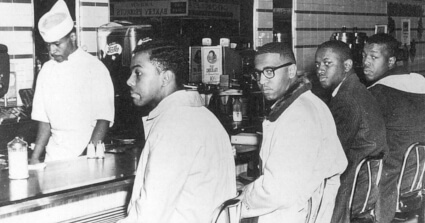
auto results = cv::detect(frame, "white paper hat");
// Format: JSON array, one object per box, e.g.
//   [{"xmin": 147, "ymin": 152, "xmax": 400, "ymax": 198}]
[{"xmin": 38, "ymin": 0, "xmax": 74, "ymax": 42}]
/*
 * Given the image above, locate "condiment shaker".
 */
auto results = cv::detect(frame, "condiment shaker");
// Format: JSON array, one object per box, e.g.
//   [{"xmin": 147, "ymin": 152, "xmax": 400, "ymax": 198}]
[{"xmin": 7, "ymin": 137, "xmax": 29, "ymax": 179}]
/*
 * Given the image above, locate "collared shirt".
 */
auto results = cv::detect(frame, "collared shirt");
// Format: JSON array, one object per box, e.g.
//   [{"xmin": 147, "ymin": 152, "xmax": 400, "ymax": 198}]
[
  {"xmin": 121, "ymin": 90, "xmax": 236, "ymax": 223},
  {"xmin": 32, "ymin": 48, "xmax": 114, "ymax": 161}
]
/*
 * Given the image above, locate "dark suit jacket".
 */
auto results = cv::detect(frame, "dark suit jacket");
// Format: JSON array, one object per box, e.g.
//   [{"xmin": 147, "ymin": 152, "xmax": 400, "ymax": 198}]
[{"xmin": 330, "ymin": 72, "xmax": 388, "ymax": 223}]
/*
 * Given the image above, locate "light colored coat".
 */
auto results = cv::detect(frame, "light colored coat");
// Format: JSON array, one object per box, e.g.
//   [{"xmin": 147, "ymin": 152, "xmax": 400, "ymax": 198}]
[
  {"xmin": 119, "ymin": 90, "xmax": 236, "ymax": 223},
  {"xmin": 241, "ymin": 91, "xmax": 347, "ymax": 223}
]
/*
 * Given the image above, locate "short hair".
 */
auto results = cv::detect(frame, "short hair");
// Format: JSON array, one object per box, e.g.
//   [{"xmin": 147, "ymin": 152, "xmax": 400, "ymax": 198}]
[
  {"xmin": 256, "ymin": 42, "xmax": 296, "ymax": 64},
  {"xmin": 133, "ymin": 39, "xmax": 188, "ymax": 87},
  {"xmin": 366, "ymin": 33, "xmax": 398, "ymax": 58},
  {"xmin": 317, "ymin": 40, "xmax": 352, "ymax": 62}
]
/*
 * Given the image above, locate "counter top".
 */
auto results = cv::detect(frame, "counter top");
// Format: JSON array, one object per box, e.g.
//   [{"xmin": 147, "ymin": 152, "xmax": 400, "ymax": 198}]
[{"xmin": 0, "ymin": 147, "xmax": 140, "ymax": 208}]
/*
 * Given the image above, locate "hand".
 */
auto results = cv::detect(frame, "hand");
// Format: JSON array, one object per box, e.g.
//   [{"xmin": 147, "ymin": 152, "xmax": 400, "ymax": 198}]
[{"xmin": 29, "ymin": 157, "xmax": 41, "ymax": 165}]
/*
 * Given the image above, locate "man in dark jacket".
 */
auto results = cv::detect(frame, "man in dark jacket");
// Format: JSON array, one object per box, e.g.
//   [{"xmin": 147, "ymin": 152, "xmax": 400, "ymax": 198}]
[
  {"xmin": 363, "ymin": 33, "xmax": 425, "ymax": 223},
  {"xmin": 315, "ymin": 40, "xmax": 388, "ymax": 223}
]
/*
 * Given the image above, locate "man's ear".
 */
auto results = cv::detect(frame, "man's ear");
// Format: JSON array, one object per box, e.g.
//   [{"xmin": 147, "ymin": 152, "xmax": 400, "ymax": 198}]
[
  {"xmin": 388, "ymin": 56, "xmax": 396, "ymax": 68},
  {"xmin": 343, "ymin": 59, "xmax": 353, "ymax": 72},
  {"xmin": 69, "ymin": 32, "xmax": 76, "ymax": 41},
  {"xmin": 69, "ymin": 32, "xmax": 77, "ymax": 46},
  {"xmin": 288, "ymin": 64, "xmax": 297, "ymax": 79},
  {"xmin": 161, "ymin": 70, "xmax": 175, "ymax": 87}
]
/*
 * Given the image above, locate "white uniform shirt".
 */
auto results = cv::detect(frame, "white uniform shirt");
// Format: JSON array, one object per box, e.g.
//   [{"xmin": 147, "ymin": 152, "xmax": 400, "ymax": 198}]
[
  {"xmin": 32, "ymin": 48, "xmax": 114, "ymax": 161},
  {"xmin": 120, "ymin": 90, "xmax": 236, "ymax": 223},
  {"xmin": 241, "ymin": 91, "xmax": 347, "ymax": 223}
]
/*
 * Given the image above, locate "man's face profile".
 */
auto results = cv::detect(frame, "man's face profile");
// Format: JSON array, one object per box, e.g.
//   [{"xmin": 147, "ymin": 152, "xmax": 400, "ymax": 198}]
[
  {"xmin": 315, "ymin": 48, "xmax": 346, "ymax": 90},
  {"xmin": 127, "ymin": 52, "xmax": 163, "ymax": 108},
  {"xmin": 362, "ymin": 43, "xmax": 390, "ymax": 82},
  {"xmin": 255, "ymin": 53, "xmax": 292, "ymax": 101}
]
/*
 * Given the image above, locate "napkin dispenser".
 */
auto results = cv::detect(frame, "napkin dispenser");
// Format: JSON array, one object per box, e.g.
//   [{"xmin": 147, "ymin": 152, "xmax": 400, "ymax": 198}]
[{"xmin": 231, "ymin": 133, "xmax": 260, "ymax": 145}]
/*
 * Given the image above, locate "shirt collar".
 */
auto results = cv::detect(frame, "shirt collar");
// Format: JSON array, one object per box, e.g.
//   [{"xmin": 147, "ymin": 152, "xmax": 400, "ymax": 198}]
[
  {"xmin": 146, "ymin": 90, "xmax": 203, "ymax": 120},
  {"xmin": 331, "ymin": 79, "xmax": 344, "ymax": 97}
]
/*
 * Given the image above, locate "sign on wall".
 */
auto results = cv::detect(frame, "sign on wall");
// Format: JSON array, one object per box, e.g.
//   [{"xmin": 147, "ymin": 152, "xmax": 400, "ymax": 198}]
[
  {"xmin": 111, "ymin": 0, "xmax": 188, "ymax": 17},
  {"xmin": 111, "ymin": 0, "xmax": 240, "ymax": 20},
  {"xmin": 189, "ymin": 1, "xmax": 240, "ymax": 20}
]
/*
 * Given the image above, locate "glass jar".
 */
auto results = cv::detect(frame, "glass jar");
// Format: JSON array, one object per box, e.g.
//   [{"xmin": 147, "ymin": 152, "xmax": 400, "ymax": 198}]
[{"xmin": 8, "ymin": 137, "xmax": 29, "ymax": 179}]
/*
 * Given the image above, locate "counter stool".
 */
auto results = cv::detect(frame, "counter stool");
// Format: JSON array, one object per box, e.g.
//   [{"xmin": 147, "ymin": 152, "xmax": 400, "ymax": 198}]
[
  {"xmin": 395, "ymin": 142, "xmax": 425, "ymax": 222},
  {"xmin": 349, "ymin": 156, "xmax": 383, "ymax": 223},
  {"xmin": 211, "ymin": 191, "xmax": 243, "ymax": 223}
]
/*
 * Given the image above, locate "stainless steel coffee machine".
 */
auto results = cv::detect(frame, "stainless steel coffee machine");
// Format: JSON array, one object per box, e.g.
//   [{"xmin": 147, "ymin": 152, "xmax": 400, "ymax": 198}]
[{"xmin": 330, "ymin": 27, "xmax": 367, "ymax": 70}]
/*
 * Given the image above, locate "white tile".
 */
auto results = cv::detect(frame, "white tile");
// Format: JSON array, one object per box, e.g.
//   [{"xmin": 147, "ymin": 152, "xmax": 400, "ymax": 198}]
[
  {"xmin": 81, "ymin": 6, "xmax": 109, "ymax": 27},
  {"xmin": 12, "ymin": 3, "xmax": 33, "ymax": 16},
  {"xmin": 82, "ymin": 0, "xmax": 109, "ymax": 3},
  {"xmin": 0, "ymin": 32, "xmax": 15, "ymax": 47},
  {"xmin": 80, "ymin": 31, "xmax": 98, "ymax": 53},
  {"xmin": 257, "ymin": 1, "xmax": 272, "ymax": 9}
]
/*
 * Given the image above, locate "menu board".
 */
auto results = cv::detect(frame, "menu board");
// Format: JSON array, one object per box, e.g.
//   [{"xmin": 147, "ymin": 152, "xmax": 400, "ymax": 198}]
[{"xmin": 201, "ymin": 46, "xmax": 222, "ymax": 85}]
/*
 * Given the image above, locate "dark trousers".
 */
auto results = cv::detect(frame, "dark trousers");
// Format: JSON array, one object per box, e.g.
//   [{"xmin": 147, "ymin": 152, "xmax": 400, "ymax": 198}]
[
  {"xmin": 331, "ymin": 162, "xmax": 380, "ymax": 223},
  {"xmin": 375, "ymin": 150, "xmax": 418, "ymax": 223}
]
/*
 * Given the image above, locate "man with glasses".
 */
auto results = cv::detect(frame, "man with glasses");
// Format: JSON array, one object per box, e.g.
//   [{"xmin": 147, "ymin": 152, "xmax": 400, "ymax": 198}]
[
  {"xmin": 315, "ymin": 40, "xmax": 387, "ymax": 222},
  {"xmin": 31, "ymin": 0, "xmax": 114, "ymax": 163},
  {"xmin": 239, "ymin": 42, "xmax": 347, "ymax": 222}
]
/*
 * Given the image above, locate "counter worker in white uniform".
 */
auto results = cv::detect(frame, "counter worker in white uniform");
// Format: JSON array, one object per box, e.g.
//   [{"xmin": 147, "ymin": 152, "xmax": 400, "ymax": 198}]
[
  {"xmin": 239, "ymin": 42, "xmax": 348, "ymax": 222},
  {"xmin": 30, "ymin": 0, "xmax": 114, "ymax": 163},
  {"xmin": 117, "ymin": 39, "xmax": 236, "ymax": 223}
]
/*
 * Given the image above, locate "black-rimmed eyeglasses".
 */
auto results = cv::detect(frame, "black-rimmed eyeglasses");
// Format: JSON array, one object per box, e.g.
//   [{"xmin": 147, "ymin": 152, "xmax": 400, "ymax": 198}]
[{"xmin": 251, "ymin": 62, "xmax": 293, "ymax": 81}]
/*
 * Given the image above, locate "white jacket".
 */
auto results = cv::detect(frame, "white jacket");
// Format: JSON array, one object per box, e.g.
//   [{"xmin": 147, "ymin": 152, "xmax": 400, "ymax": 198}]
[
  {"xmin": 119, "ymin": 90, "xmax": 236, "ymax": 223},
  {"xmin": 241, "ymin": 91, "xmax": 347, "ymax": 223}
]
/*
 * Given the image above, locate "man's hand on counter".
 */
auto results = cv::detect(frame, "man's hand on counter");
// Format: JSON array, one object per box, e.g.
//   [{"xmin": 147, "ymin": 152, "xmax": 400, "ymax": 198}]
[{"xmin": 29, "ymin": 156, "xmax": 41, "ymax": 165}]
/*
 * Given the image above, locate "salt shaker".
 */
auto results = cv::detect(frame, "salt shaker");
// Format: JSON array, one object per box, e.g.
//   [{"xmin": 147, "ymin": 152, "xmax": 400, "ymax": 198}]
[
  {"xmin": 95, "ymin": 141, "xmax": 105, "ymax": 158},
  {"xmin": 7, "ymin": 137, "xmax": 29, "ymax": 179},
  {"xmin": 87, "ymin": 142, "xmax": 96, "ymax": 159}
]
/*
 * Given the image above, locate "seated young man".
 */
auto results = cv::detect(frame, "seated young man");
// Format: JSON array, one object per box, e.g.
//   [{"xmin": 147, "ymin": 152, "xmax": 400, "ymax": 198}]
[
  {"xmin": 363, "ymin": 33, "xmax": 425, "ymax": 223},
  {"xmin": 315, "ymin": 40, "xmax": 388, "ymax": 222}
]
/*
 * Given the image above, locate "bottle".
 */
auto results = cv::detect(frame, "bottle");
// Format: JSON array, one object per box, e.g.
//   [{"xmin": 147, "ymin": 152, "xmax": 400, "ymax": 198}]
[
  {"xmin": 7, "ymin": 137, "xmax": 29, "ymax": 179},
  {"xmin": 233, "ymin": 97, "xmax": 243, "ymax": 122}
]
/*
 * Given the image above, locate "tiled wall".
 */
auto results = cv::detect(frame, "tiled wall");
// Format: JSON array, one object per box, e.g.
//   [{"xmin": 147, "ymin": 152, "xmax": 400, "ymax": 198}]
[
  {"xmin": 0, "ymin": 0, "xmax": 34, "ymax": 106},
  {"xmin": 77, "ymin": 0, "xmax": 110, "ymax": 56},
  {"xmin": 254, "ymin": 0, "xmax": 273, "ymax": 50},
  {"xmin": 293, "ymin": 0, "xmax": 425, "ymax": 75},
  {"xmin": 0, "ymin": 0, "xmax": 110, "ymax": 106}
]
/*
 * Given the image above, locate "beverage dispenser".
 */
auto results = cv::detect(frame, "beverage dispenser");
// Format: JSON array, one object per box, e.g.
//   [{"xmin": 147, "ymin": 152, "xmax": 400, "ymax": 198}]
[
  {"xmin": 330, "ymin": 27, "xmax": 368, "ymax": 82},
  {"xmin": 97, "ymin": 23, "xmax": 154, "ymax": 140}
]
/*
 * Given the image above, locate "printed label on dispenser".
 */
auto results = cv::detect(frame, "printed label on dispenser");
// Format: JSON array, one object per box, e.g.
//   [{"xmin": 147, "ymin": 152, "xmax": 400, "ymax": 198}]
[{"xmin": 201, "ymin": 46, "xmax": 222, "ymax": 85}]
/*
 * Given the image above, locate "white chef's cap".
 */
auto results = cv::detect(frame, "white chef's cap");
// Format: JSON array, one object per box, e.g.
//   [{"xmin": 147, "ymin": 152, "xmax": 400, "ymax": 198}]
[{"xmin": 38, "ymin": 0, "xmax": 74, "ymax": 43}]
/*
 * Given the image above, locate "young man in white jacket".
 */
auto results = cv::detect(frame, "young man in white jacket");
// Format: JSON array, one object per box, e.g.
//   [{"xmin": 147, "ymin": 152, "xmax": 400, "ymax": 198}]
[
  {"xmin": 240, "ymin": 42, "xmax": 347, "ymax": 222},
  {"xmin": 118, "ymin": 40, "xmax": 236, "ymax": 223},
  {"xmin": 363, "ymin": 33, "xmax": 425, "ymax": 223}
]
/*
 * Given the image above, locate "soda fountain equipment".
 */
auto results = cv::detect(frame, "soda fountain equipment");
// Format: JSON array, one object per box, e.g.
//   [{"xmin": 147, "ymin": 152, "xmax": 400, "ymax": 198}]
[{"xmin": 97, "ymin": 22, "xmax": 154, "ymax": 141}]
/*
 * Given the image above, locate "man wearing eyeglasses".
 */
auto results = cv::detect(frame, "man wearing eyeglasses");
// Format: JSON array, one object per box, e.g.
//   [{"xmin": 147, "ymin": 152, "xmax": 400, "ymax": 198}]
[
  {"xmin": 315, "ymin": 40, "xmax": 388, "ymax": 222},
  {"xmin": 239, "ymin": 42, "xmax": 347, "ymax": 222}
]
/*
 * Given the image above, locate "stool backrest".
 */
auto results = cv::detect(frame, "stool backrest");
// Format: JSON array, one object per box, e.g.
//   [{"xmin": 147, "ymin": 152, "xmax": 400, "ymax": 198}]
[
  {"xmin": 396, "ymin": 142, "xmax": 425, "ymax": 213},
  {"xmin": 349, "ymin": 156, "xmax": 383, "ymax": 218},
  {"xmin": 211, "ymin": 192, "xmax": 243, "ymax": 223}
]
